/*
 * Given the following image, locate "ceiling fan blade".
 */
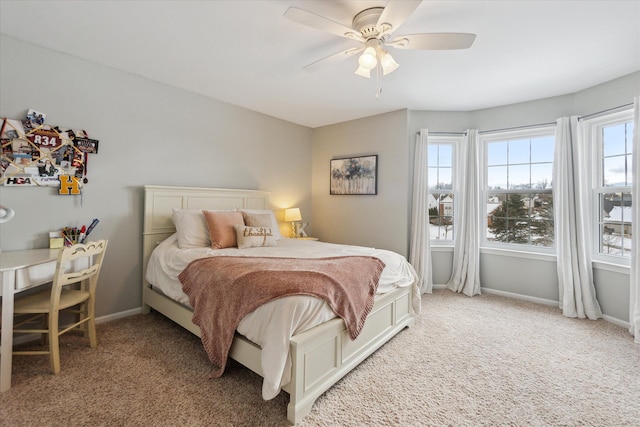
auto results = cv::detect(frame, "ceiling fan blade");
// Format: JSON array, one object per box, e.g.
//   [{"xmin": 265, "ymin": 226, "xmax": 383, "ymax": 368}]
[
  {"xmin": 390, "ymin": 33, "xmax": 476, "ymax": 50},
  {"xmin": 376, "ymin": 0, "xmax": 422, "ymax": 38},
  {"xmin": 303, "ymin": 47, "xmax": 363, "ymax": 73},
  {"xmin": 284, "ymin": 7, "xmax": 364, "ymax": 42}
]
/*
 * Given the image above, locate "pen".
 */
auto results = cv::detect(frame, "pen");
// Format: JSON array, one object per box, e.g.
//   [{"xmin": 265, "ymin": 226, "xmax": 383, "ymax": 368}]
[
  {"xmin": 61, "ymin": 229, "xmax": 73, "ymax": 246},
  {"xmin": 79, "ymin": 225, "xmax": 86, "ymax": 244},
  {"xmin": 85, "ymin": 218, "xmax": 99, "ymax": 239}
]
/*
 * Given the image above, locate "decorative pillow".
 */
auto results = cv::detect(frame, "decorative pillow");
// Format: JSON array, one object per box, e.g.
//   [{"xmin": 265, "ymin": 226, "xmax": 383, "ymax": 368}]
[
  {"xmin": 172, "ymin": 208, "xmax": 211, "ymax": 249},
  {"xmin": 242, "ymin": 212, "xmax": 272, "ymax": 228},
  {"xmin": 234, "ymin": 224, "xmax": 277, "ymax": 249},
  {"xmin": 202, "ymin": 210, "xmax": 245, "ymax": 249},
  {"xmin": 240, "ymin": 209, "xmax": 283, "ymax": 240}
]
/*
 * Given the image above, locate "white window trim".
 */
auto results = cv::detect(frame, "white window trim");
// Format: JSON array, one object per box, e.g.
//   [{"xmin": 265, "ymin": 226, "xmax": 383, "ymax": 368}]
[
  {"xmin": 583, "ymin": 108, "xmax": 634, "ymax": 266},
  {"xmin": 478, "ymin": 126, "xmax": 556, "ymax": 253},
  {"xmin": 428, "ymin": 135, "xmax": 461, "ymax": 246}
]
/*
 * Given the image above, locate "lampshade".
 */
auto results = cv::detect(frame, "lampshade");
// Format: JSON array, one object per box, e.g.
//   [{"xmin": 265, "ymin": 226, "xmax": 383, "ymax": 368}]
[
  {"xmin": 0, "ymin": 205, "xmax": 15, "ymax": 223},
  {"xmin": 358, "ymin": 47, "xmax": 377, "ymax": 70},
  {"xmin": 354, "ymin": 66, "xmax": 371, "ymax": 78},
  {"xmin": 284, "ymin": 208, "xmax": 302, "ymax": 222},
  {"xmin": 380, "ymin": 51, "xmax": 399, "ymax": 75}
]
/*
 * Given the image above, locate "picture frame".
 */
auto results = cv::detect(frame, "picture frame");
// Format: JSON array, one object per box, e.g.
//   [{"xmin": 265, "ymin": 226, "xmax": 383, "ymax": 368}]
[{"xmin": 330, "ymin": 154, "xmax": 378, "ymax": 195}]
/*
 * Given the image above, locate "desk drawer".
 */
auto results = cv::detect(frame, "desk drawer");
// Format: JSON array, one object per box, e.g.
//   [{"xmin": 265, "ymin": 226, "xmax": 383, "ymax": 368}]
[
  {"xmin": 0, "ymin": 258, "xmax": 89, "ymax": 295},
  {"xmin": 14, "ymin": 260, "xmax": 58, "ymax": 291}
]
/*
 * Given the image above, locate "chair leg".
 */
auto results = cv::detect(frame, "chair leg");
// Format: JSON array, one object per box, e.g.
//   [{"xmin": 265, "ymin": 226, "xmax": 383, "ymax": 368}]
[
  {"xmin": 87, "ymin": 317, "xmax": 97, "ymax": 348},
  {"xmin": 49, "ymin": 311, "xmax": 61, "ymax": 375},
  {"xmin": 86, "ymin": 299, "xmax": 97, "ymax": 348}
]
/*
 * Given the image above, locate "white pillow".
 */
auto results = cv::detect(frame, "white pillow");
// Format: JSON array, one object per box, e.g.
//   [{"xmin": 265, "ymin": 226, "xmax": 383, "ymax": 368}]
[
  {"xmin": 172, "ymin": 208, "xmax": 211, "ymax": 248},
  {"xmin": 234, "ymin": 224, "xmax": 277, "ymax": 249},
  {"xmin": 240, "ymin": 209, "xmax": 282, "ymax": 240}
]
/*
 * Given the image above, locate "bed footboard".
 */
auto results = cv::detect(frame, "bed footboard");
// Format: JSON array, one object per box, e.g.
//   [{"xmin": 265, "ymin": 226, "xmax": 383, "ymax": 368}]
[
  {"xmin": 282, "ymin": 285, "xmax": 413, "ymax": 424},
  {"xmin": 144, "ymin": 283, "xmax": 413, "ymax": 425}
]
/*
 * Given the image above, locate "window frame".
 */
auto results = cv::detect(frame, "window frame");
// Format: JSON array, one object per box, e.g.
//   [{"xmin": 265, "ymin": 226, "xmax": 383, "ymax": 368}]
[
  {"xmin": 427, "ymin": 135, "xmax": 461, "ymax": 246},
  {"xmin": 479, "ymin": 126, "xmax": 556, "ymax": 254},
  {"xmin": 584, "ymin": 109, "xmax": 634, "ymax": 266}
]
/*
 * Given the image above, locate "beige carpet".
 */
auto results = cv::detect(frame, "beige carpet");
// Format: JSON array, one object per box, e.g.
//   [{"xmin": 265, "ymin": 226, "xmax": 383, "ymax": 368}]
[{"xmin": 2, "ymin": 289, "xmax": 639, "ymax": 426}]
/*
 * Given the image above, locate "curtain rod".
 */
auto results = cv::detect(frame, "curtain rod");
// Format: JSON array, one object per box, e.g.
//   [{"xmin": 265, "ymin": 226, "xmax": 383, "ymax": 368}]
[
  {"xmin": 478, "ymin": 122, "xmax": 556, "ymax": 135},
  {"xmin": 415, "ymin": 131, "xmax": 467, "ymax": 136},
  {"xmin": 578, "ymin": 103, "xmax": 633, "ymax": 121},
  {"xmin": 416, "ymin": 102, "xmax": 634, "ymax": 136}
]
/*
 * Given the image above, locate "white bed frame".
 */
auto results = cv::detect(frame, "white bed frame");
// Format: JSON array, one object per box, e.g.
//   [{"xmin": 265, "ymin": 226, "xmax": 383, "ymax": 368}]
[{"xmin": 141, "ymin": 185, "xmax": 414, "ymax": 424}]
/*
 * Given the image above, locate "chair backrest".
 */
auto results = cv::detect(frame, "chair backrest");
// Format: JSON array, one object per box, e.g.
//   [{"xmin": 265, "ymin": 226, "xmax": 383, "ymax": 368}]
[{"xmin": 52, "ymin": 240, "xmax": 108, "ymax": 301}]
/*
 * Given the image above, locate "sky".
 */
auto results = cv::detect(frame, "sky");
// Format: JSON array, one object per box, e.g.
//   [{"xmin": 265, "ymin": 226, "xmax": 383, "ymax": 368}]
[{"xmin": 429, "ymin": 121, "xmax": 634, "ymax": 191}]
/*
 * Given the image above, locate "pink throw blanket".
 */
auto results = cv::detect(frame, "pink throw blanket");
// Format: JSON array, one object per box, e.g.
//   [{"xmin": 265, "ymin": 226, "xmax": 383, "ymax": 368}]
[{"xmin": 178, "ymin": 255, "xmax": 385, "ymax": 377}]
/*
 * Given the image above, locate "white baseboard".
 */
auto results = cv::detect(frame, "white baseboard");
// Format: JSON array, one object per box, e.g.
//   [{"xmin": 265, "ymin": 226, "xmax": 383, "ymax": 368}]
[
  {"xmin": 13, "ymin": 308, "xmax": 141, "ymax": 346},
  {"xmin": 432, "ymin": 285, "xmax": 630, "ymax": 329},
  {"xmin": 481, "ymin": 287, "xmax": 558, "ymax": 306},
  {"xmin": 602, "ymin": 314, "xmax": 630, "ymax": 329},
  {"xmin": 95, "ymin": 307, "xmax": 141, "ymax": 324}
]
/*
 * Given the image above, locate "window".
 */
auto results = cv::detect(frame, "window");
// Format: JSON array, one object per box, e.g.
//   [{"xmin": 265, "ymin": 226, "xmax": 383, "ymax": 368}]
[
  {"xmin": 480, "ymin": 127, "xmax": 555, "ymax": 250},
  {"xmin": 428, "ymin": 137, "xmax": 459, "ymax": 242},
  {"xmin": 586, "ymin": 110, "xmax": 634, "ymax": 261}
]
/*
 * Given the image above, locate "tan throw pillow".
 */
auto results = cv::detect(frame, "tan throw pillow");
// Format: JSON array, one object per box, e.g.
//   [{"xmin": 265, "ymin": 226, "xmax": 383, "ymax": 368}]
[
  {"xmin": 203, "ymin": 210, "xmax": 245, "ymax": 249},
  {"xmin": 242, "ymin": 212, "xmax": 272, "ymax": 228},
  {"xmin": 240, "ymin": 209, "xmax": 283, "ymax": 240},
  {"xmin": 234, "ymin": 224, "xmax": 277, "ymax": 249}
]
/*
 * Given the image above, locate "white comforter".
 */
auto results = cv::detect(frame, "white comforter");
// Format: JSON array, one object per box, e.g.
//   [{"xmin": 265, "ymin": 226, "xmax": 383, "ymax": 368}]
[{"xmin": 146, "ymin": 234, "xmax": 419, "ymax": 399}]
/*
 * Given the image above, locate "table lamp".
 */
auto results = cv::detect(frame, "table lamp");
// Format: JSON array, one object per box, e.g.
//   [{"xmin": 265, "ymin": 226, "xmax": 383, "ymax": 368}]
[{"xmin": 284, "ymin": 208, "xmax": 302, "ymax": 238}]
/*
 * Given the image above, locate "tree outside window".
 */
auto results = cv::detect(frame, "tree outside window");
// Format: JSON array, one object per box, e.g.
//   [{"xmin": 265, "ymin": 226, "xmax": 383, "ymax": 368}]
[{"xmin": 482, "ymin": 129, "xmax": 555, "ymax": 250}]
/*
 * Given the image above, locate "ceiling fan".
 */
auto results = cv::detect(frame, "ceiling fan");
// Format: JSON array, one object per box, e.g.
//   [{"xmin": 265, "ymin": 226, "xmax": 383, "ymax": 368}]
[{"xmin": 284, "ymin": 0, "xmax": 476, "ymax": 78}]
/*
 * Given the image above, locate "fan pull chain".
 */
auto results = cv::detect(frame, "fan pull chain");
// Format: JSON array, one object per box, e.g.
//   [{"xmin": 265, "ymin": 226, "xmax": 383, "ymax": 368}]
[{"xmin": 375, "ymin": 63, "xmax": 382, "ymax": 99}]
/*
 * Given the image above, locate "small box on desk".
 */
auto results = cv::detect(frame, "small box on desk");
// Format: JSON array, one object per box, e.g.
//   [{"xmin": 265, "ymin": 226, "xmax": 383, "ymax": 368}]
[{"xmin": 49, "ymin": 231, "xmax": 64, "ymax": 249}]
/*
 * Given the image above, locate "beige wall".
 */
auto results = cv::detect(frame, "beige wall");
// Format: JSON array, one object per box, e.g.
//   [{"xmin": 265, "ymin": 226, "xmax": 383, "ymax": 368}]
[
  {"xmin": 311, "ymin": 110, "xmax": 409, "ymax": 256},
  {"xmin": 314, "ymin": 72, "xmax": 638, "ymax": 324},
  {"xmin": 1, "ymin": 33, "xmax": 637, "ymax": 324},
  {"xmin": 0, "ymin": 36, "xmax": 313, "ymax": 319}
]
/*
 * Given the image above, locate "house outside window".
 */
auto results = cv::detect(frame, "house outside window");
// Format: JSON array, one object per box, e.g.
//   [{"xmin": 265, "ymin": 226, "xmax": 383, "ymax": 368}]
[
  {"xmin": 585, "ymin": 109, "xmax": 634, "ymax": 262},
  {"xmin": 428, "ymin": 137, "xmax": 459, "ymax": 243},
  {"xmin": 480, "ymin": 127, "xmax": 555, "ymax": 251}
]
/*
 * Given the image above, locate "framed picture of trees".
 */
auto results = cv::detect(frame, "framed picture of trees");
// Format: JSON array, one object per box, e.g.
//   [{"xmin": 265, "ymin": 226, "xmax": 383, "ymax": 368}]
[{"xmin": 330, "ymin": 155, "xmax": 377, "ymax": 195}]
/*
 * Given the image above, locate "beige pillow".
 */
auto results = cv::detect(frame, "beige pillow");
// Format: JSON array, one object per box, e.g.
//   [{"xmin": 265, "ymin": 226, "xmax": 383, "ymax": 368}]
[
  {"xmin": 234, "ymin": 224, "xmax": 277, "ymax": 249},
  {"xmin": 240, "ymin": 209, "xmax": 283, "ymax": 240},
  {"xmin": 242, "ymin": 212, "xmax": 272, "ymax": 228},
  {"xmin": 203, "ymin": 210, "xmax": 245, "ymax": 249}
]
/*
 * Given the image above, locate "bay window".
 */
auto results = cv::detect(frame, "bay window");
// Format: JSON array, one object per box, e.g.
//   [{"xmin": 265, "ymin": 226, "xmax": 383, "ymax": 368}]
[
  {"xmin": 428, "ymin": 136, "xmax": 459, "ymax": 243},
  {"xmin": 585, "ymin": 109, "xmax": 634, "ymax": 261},
  {"xmin": 480, "ymin": 128, "xmax": 555, "ymax": 250}
]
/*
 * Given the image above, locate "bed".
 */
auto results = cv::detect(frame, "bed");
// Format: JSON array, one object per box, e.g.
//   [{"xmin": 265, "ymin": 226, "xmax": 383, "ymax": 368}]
[{"xmin": 141, "ymin": 185, "xmax": 419, "ymax": 424}]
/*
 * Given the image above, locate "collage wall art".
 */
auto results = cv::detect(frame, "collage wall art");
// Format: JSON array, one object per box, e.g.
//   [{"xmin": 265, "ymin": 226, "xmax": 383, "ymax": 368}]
[{"xmin": 0, "ymin": 109, "xmax": 99, "ymax": 191}]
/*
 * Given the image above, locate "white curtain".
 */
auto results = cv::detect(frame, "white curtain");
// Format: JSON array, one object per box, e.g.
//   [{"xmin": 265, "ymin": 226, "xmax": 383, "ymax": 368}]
[
  {"xmin": 630, "ymin": 96, "xmax": 639, "ymax": 343},
  {"xmin": 447, "ymin": 129, "xmax": 481, "ymax": 296},
  {"xmin": 409, "ymin": 129, "xmax": 433, "ymax": 294},
  {"xmin": 553, "ymin": 117, "xmax": 602, "ymax": 319}
]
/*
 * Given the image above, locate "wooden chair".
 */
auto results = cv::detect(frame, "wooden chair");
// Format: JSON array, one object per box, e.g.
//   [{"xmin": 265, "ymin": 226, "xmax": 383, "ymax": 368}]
[{"xmin": 12, "ymin": 240, "xmax": 108, "ymax": 374}]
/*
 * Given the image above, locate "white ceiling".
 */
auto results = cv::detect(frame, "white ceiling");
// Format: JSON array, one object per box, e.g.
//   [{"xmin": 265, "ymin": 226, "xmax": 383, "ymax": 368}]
[{"xmin": 1, "ymin": 1, "xmax": 639, "ymax": 128}]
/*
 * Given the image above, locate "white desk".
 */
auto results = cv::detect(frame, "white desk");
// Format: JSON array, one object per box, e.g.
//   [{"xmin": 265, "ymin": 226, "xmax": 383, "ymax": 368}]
[{"xmin": 1, "ymin": 248, "xmax": 61, "ymax": 392}]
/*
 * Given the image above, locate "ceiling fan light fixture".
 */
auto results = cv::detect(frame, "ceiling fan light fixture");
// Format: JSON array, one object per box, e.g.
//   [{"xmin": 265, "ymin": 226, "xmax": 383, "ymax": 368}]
[
  {"xmin": 380, "ymin": 51, "xmax": 399, "ymax": 75},
  {"xmin": 358, "ymin": 46, "xmax": 378, "ymax": 70},
  {"xmin": 354, "ymin": 65, "xmax": 371, "ymax": 78}
]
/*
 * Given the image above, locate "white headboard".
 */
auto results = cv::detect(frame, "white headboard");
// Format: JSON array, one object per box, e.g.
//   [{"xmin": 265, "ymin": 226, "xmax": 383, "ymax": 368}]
[{"xmin": 142, "ymin": 185, "xmax": 270, "ymax": 289}]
